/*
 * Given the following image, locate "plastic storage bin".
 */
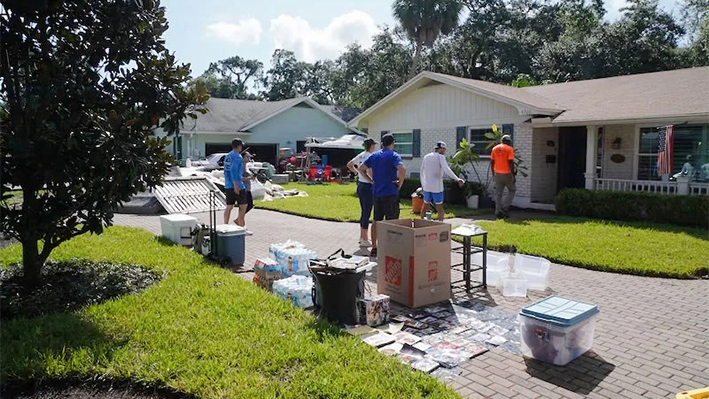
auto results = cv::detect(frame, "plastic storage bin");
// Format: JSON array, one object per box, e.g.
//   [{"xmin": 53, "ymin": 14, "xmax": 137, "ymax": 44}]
[
  {"xmin": 515, "ymin": 254, "xmax": 551, "ymax": 291},
  {"xmin": 501, "ymin": 271, "xmax": 528, "ymax": 297},
  {"xmin": 519, "ymin": 296, "xmax": 600, "ymax": 366},
  {"xmin": 676, "ymin": 388, "xmax": 709, "ymax": 399},
  {"xmin": 215, "ymin": 224, "xmax": 246, "ymax": 265},
  {"xmin": 473, "ymin": 251, "xmax": 510, "ymax": 287},
  {"xmin": 160, "ymin": 214, "xmax": 198, "ymax": 246}
]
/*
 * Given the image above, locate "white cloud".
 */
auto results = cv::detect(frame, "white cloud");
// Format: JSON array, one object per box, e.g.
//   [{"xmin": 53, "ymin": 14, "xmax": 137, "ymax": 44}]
[
  {"xmin": 205, "ymin": 18, "xmax": 263, "ymax": 45},
  {"xmin": 269, "ymin": 10, "xmax": 379, "ymax": 62}
]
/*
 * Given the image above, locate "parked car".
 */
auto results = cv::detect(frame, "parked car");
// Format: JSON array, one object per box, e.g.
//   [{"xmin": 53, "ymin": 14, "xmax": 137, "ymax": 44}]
[{"xmin": 194, "ymin": 153, "xmax": 227, "ymax": 170}]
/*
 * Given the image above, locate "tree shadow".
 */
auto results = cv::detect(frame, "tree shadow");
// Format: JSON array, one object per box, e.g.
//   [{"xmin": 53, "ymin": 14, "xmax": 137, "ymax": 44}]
[
  {"xmin": 1, "ymin": 313, "xmax": 124, "ymax": 382},
  {"xmin": 2, "ymin": 377, "xmax": 198, "ymax": 399},
  {"xmin": 524, "ymin": 351, "xmax": 616, "ymax": 396}
]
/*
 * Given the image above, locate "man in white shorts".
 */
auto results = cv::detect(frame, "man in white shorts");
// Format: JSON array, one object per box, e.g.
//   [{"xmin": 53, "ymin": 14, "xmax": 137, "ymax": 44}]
[{"xmin": 420, "ymin": 141, "xmax": 464, "ymax": 221}]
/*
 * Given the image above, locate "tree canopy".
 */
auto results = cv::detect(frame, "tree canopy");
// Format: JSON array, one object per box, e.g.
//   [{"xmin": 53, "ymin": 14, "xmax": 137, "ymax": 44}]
[{"xmin": 0, "ymin": 0, "xmax": 208, "ymax": 287}]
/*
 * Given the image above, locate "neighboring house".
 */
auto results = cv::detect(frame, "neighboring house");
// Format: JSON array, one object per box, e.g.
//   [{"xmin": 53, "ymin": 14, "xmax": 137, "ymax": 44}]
[
  {"xmin": 162, "ymin": 97, "xmax": 359, "ymax": 165},
  {"xmin": 349, "ymin": 67, "xmax": 709, "ymax": 210}
]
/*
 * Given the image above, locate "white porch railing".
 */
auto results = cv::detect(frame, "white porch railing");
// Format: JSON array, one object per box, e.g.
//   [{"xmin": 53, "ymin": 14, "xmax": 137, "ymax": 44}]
[{"xmin": 594, "ymin": 178, "xmax": 709, "ymax": 196}]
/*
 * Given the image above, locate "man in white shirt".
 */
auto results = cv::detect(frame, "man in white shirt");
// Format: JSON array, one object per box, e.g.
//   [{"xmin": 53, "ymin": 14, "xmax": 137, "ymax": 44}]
[{"xmin": 420, "ymin": 141, "xmax": 465, "ymax": 221}]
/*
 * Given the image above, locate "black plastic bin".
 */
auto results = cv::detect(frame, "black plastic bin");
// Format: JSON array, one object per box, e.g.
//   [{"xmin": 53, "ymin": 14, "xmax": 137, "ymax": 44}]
[{"xmin": 311, "ymin": 269, "xmax": 365, "ymax": 325}]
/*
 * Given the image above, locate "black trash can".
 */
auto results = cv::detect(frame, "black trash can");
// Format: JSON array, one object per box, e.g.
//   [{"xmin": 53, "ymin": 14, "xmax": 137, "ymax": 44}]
[{"xmin": 312, "ymin": 269, "xmax": 365, "ymax": 325}]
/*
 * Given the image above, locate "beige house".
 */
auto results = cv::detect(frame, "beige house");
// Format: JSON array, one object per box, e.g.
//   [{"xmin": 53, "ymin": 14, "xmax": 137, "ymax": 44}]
[{"xmin": 349, "ymin": 67, "xmax": 709, "ymax": 210}]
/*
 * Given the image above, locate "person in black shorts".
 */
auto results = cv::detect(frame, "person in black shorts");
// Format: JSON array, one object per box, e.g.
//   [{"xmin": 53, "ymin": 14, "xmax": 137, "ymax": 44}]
[
  {"xmin": 358, "ymin": 133, "xmax": 406, "ymax": 258},
  {"xmin": 223, "ymin": 139, "xmax": 248, "ymax": 226}
]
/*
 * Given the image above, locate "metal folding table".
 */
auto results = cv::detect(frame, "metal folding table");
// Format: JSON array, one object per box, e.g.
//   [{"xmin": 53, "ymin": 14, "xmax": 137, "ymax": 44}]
[{"xmin": 451, "ymin": 226, "xmax": 488, "ymax": 292}]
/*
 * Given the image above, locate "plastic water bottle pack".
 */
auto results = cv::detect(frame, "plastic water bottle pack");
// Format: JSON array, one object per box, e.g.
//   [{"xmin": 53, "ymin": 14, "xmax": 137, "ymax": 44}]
[
  {"xmin": 272, "ymin": 275, "xmax": 314, "ymax": 308},
  {"xmin": 277, "ymin": 247, "xmax": 318, "ymax": 277}
]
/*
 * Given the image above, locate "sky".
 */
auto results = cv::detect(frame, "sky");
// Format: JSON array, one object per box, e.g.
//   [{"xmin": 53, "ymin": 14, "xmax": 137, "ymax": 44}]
[{"xmin": 161, "ymin": 0, "xmax": 680, "ymax": 79}]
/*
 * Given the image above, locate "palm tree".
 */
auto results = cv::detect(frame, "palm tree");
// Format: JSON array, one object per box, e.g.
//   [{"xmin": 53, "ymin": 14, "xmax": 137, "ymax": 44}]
[{"xmin": 393, "ymin": 0, "xmax": 463, "ymax": 81}]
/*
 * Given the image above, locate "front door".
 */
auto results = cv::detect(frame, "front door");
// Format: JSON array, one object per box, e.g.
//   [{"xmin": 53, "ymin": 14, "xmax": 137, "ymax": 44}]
[{"xmin": 557, "ymin": 126, "xmax": 587, "ymax": 191}]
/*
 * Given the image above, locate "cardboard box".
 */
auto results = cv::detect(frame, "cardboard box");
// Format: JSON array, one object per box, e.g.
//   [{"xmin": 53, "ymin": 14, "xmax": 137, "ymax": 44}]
[
  {"xmin": 377, "ymin": 219, "xmax": 451, "ymax": 308},
  {"xmin": 357, "ymin": 294, "xmax": 390, "ymax": 326},
  {"xmin": 253, "ymin": 258, "xmax": 282, "ymax": 292}
]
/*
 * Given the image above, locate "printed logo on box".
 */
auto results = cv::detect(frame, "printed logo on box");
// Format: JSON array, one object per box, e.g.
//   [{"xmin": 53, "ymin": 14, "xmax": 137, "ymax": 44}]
[
  {"xmin": 428, "ymin": 232, "xmax": 438, "ymax": 241},
  {"xmin": 427, "ymin": 261, "xmax": 438, "ymax": 281},
  {"xmin": 439, "ymin": 231, "xmax": 449, "ymax": 242},
  {"xmin": 384, "ymin": 256, "xmax": 403, "ymax": 286}
]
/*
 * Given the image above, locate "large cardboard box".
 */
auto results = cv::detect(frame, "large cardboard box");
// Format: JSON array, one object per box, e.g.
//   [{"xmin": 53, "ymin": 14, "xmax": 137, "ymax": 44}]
[{"xmin": 377, "ymin": 219, "xmax": 451, "ymax": 308}]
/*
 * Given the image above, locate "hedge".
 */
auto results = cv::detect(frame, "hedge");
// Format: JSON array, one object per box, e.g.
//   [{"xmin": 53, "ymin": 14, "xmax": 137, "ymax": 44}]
[{"xmin": 555, "ymin": 189, "xmax": 709, "ymax": 228}]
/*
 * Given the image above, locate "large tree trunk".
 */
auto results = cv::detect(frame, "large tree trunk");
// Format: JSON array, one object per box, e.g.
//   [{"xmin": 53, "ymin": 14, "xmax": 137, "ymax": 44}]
[{"xmin": 407, "ymin": 36, "xmax": 424, "ymax": 82}]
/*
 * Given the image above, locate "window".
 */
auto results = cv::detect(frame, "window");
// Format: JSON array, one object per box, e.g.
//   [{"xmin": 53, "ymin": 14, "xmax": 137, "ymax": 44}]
[
  {"xmin": 469, "ymin": 128, "xmax": 491, "ymax": 156},
  {"xmin": 637, "ymin": 124, "xmax": 709, "ymax": 181},
  {"xmin": 392, "ymin": 131, "xmax": 413, "ymax": 157}
]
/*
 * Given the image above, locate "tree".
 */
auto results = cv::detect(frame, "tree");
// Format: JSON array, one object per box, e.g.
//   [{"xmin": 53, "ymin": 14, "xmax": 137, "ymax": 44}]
[
  {"xmin": 393, "ymin": 0, "xmax": 463, "ymax": 81},
  {"xmin": 0, "ymin": 0, "xmax": 208, "ymax": 287},
  {"xmin": 259, "ymin": 50, "xmax": 308, "ymax": 101},
  {"xmin": 680, "ymin": 0, "xmax": 709, "ymax": 66},
  {"xmin": 204, "ymin": 56, "xmax": 263, "ymax": 99}
]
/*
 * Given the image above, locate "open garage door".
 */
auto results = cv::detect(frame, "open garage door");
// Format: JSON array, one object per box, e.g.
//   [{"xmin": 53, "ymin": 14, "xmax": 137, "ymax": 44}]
[
  {"xmin": 243, "ymin": 143, "xmax": 278, "ymax": 165},
  {"xmin": 205, "ymin": 143, "xmax": 233, "ymax": 156}
]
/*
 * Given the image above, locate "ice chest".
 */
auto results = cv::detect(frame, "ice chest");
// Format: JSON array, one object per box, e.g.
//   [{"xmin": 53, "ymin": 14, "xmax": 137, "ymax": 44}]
[
  {"xmin": 160, "ymin": 214, "xmax": 198, "ymax": 246},
  {"xmin": 377, "ymin": 219, "xmax": 451, "ymax": 308},
  {"xmin": 215, "ymin": 224, "xmax": 246, "ymax": 265},
  {"xmin": 519, "ymin": 296, "xmax": 599, "ymax": 366}
]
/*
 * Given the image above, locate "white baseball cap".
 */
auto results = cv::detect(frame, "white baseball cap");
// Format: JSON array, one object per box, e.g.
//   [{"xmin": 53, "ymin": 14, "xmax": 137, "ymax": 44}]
[{"xmin": 435, "ymin": 141, "xmax": 447, "ymax": 149}]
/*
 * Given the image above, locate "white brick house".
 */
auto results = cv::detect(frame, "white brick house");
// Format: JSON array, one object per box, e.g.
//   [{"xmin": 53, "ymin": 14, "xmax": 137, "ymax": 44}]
[{"xmin": 349, "ymin": 68, "xmax": 709, "ymax": 209}]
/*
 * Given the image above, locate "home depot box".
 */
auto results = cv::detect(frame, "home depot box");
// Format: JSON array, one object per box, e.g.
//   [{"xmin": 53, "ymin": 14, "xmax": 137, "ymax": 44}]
[{"xmin": 377, "ymin": 219, "xmax": 451, "ymax": 308}]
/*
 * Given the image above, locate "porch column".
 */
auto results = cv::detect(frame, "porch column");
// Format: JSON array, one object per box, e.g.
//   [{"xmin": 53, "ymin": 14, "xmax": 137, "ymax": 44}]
[{"xmin": 584, "ymin": 125, "xmax": 598, "ymax": 190}]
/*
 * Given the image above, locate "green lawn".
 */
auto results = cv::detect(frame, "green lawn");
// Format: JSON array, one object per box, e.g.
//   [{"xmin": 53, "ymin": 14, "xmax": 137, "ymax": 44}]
[
  {"xmin": 4, "ymin": 190, "xmax": 22, "ymax": 205},
  {"xmin": 0, "ymin": 228, "xmax": 459, "ymax": 399},
  {"xmin": 256, "ymin": 183, "xmax": 489, "ymax": 222},
  {"xmin": 468, "ymin": 217, "xmax": 709, "ymax": 278}
]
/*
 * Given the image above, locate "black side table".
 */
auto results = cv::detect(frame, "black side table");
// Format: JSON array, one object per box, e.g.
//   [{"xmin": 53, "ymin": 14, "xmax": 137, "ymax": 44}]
[{"xmin": 451, "ymin": 227, "xmax": 488, "ymax": 292}]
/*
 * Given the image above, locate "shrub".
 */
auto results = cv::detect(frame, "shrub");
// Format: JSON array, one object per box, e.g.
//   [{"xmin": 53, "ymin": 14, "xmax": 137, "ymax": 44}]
[{"xmin": 555, "ymin": 189, "xmax": 709, "ymax": 228}]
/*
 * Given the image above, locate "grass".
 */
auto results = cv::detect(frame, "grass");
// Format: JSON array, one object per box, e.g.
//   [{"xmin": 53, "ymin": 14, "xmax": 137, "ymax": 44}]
[
  {"xmin": 256, "ymin": 182, "xmax": 489, "ymax": 222},
  {"xmin": 466, "ymin": 217, "xmax": 709, "ymax": 278},
  {"xmin": 4, "ymin": 190, "xmax": 22, "ymax": 206},
  {"xmin": 0, "ymin": 227, "xmax": 460, "ymax": 399}
]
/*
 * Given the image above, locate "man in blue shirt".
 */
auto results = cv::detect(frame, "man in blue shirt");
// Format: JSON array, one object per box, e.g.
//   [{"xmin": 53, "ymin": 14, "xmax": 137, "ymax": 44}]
[
  {"xmin": 223, "ymin": 138, "xmax": 247, "ymax": 226},
  {"xmin": 358, "ymin": 133, "xmax": 406, "ymax": 258}
]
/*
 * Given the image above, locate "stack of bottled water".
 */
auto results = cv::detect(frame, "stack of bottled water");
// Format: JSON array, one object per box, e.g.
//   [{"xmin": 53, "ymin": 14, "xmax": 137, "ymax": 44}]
[
  {"xmin": 272, "ymin": 275, "xmax": 314, "ymax": 308},
  {"xmin": 269, "ymin": 240, "xmax": 317, "ymax": 276}
]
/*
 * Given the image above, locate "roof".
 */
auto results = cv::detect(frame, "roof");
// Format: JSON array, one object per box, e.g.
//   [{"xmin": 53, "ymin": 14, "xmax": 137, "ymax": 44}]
[
  {"xmin": 350, "ymin": 67, "xmax": 709, "ymax": 127},
  {"xmin": 322, "ymin": 105, "xmax": 363, "ymax": 123},
  {"xmin": 523, "ymin": 67, "xmax": 709, "ymax": 124},
  {"xmin": 186, "ymin": 97, "xmax": 350, "ymax": 133}
]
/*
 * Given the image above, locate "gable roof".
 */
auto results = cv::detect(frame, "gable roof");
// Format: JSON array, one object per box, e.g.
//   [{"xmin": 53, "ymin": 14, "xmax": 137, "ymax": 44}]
[
  {"xmin": 321, "ymin": 105, "xmax": 363, "ymax": 123},
  {"xmin": 523, "ymin": 67, "xmax": 709, "ymax": 124},
  {"xmin": 185, "ymin": 97, "xmax": 350, "ymax": 133},
  {"xmin": 350, "ymin": 67, "xmax": 709, "ymax": 127}
]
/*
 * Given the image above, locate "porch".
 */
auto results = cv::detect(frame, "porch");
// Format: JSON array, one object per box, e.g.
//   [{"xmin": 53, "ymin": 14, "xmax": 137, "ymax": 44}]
[{"xmin": 529, "ymin": 122, "xmax": 709, "ymax": 204}]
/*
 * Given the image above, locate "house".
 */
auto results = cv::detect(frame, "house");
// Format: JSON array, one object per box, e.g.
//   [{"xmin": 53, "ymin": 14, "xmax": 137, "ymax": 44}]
[
  {"xmin": 164, "ymin": 97, "xmax": 359, "ymax": 165},
  {"xmin": 348, "ymin": 67, "xmax": 709, "ymax": 210}
]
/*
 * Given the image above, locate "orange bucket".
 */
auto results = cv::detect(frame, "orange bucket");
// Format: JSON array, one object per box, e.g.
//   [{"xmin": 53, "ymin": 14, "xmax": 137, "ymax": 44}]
[{"xmin": 411, "ymin": 196, "xmax": 424, "ymax": 213}]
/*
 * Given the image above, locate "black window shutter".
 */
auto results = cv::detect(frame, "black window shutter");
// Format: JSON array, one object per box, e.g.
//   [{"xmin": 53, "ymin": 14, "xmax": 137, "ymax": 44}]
[
  {"xmin": 412, "ymin": 129, "xmax": 421, "ymax": 158},
  {"xmin": 456, "ymin": 126, "xmax": 466, "ymax": 149},
  {"xmin": 502, "ymin": 124, "xmax": 514, "ymax": 140},
  {"xmin": 380, "ymin": 130, "xmax": 388, "ymax": 141}
]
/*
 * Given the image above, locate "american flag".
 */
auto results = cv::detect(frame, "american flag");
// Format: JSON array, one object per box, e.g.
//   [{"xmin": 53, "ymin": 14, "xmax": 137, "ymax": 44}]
[{"xmin": 657, "ymin": 125, "xmax": 674, "ymax": 176}]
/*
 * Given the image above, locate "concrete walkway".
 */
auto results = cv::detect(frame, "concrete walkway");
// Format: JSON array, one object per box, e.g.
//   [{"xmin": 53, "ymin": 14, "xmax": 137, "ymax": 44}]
[{"xmin": 114, "ymin": 209, "xmax": 709, "ymax": 399}]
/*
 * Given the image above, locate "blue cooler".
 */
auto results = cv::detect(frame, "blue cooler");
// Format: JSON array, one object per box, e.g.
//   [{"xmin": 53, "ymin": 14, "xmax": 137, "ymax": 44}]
[
  {"xmin": 519, "ymin": 296, "xmax": 599, "ymax": 366},
  {"xmin": 215, "ymin": 224, "xmax": 246, "ymax": 265}
]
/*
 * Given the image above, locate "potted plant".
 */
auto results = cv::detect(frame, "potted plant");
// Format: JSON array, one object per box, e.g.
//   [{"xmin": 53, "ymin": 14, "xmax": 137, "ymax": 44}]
[{"xmin": 464, "ymin": 181, "xmax": 484, "ymax": 208}]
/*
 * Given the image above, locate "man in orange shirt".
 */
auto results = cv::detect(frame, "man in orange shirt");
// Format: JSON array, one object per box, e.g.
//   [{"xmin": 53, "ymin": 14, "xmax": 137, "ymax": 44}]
[{"xmin": 490, "ymin": 134, "xmax": 516, "ymax": 218}]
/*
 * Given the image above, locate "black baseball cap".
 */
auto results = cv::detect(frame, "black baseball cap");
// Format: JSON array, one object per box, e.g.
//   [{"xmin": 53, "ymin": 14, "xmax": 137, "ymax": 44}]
[
  {"xmin": 381, "ymin": 133, "xmax": 395, "ymax": 147},
  {"xmin": 363, "ymin": 138, "xmax": 377, "ymax": 148},
  {"xmin": 232, "ymin": 138, "xmax": 244, "ymax": 149}
]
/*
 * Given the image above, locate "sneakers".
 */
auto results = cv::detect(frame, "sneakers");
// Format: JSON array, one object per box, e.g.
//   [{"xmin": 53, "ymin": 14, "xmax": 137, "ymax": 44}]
[{"xmin": 359, "ymin": 238, "xmax": 372, "ymax": 247}]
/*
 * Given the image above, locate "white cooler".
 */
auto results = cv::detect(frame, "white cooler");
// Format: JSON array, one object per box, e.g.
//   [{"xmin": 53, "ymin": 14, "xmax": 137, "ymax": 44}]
[
  {"xmin": 160, "ymin": 214, "xmax": 198, "ymax": 246},
  {"xmin": 519, "ymin": 296, "xmax": 599, "ymax": 366}
]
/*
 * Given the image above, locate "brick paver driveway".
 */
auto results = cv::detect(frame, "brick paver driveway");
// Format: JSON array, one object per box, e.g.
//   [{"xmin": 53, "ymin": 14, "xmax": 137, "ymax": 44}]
[{"xmin": 114, "ymin": 209, "xmax": 709, "ymax": 399}]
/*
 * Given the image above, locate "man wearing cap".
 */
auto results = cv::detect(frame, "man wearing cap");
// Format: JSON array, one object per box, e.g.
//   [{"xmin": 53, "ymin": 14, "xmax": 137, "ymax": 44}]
[
  {"xmin": 490, "ymin": 134, "xmax": 516, "ymax": 218},
  {"xmin": 223, "ymin": 138, "xmax": 248, "ymax": 226},
  {"xmin": 420, "ymin": 141, "xmax": 465, "ymax": 221},
  {"xmin": 347, "ymin": 137, "xmax": 378, "ymax": 247},
  {"xmin": 358, "ymin": 133, "xmax": 406, "ymax": 258}
]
